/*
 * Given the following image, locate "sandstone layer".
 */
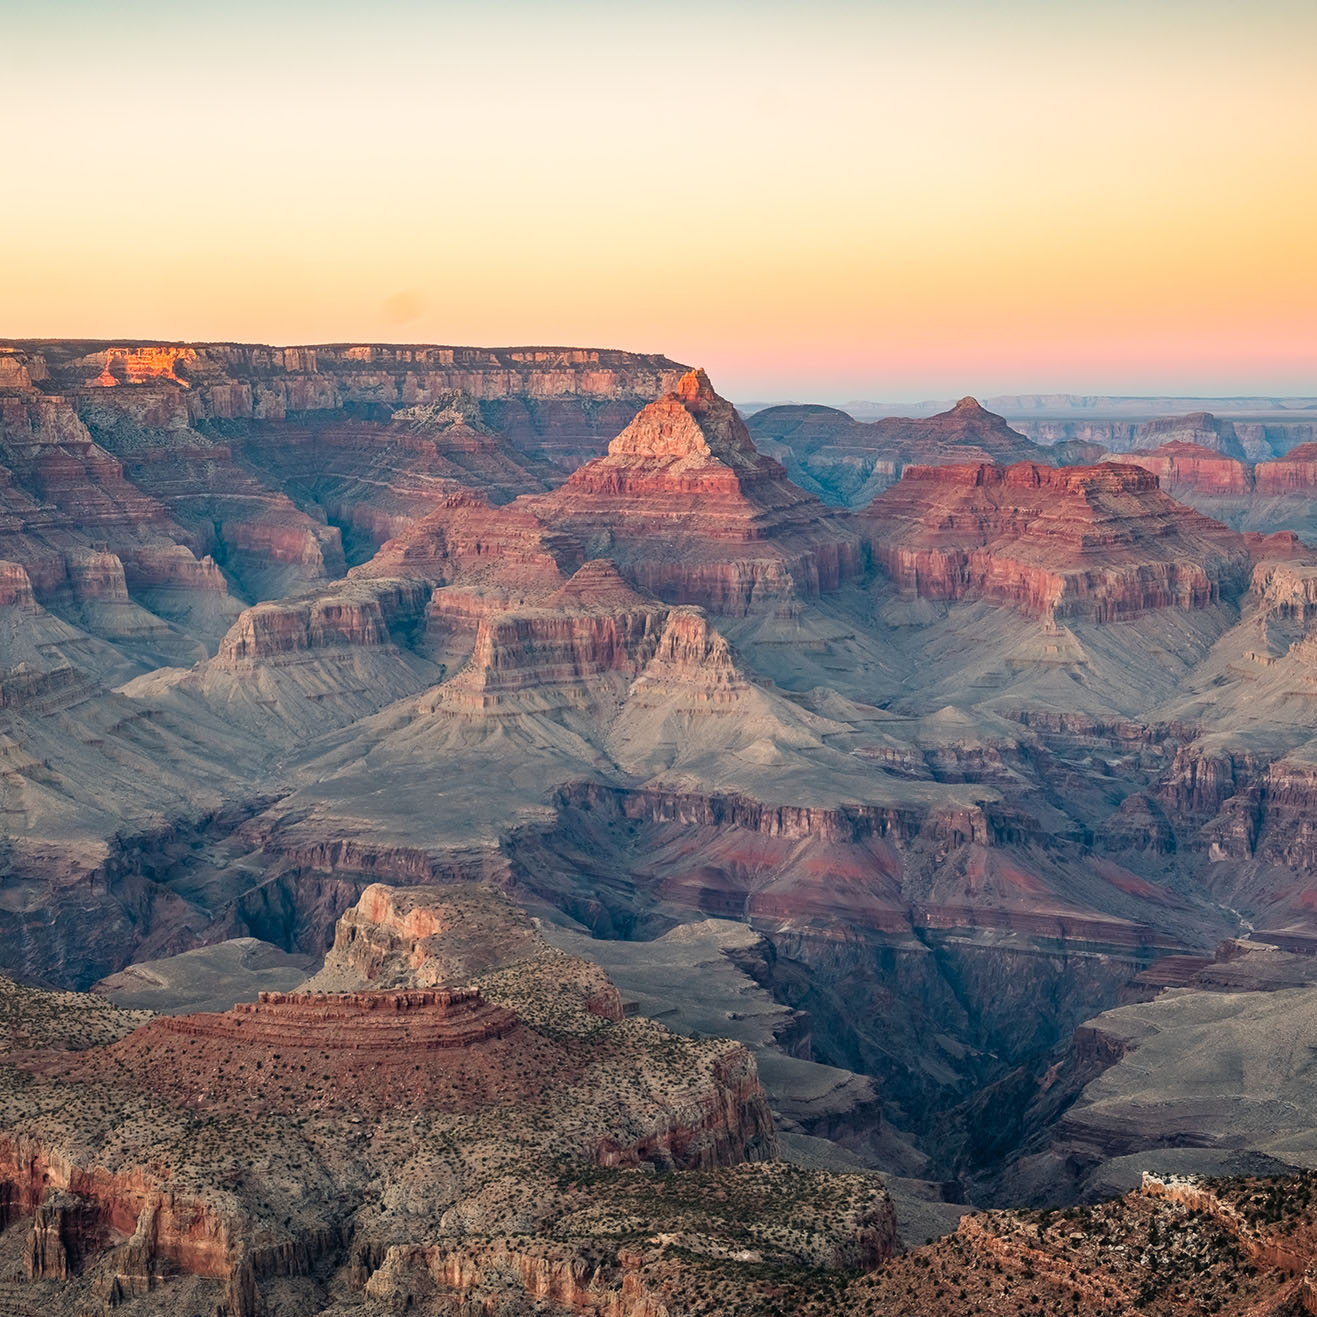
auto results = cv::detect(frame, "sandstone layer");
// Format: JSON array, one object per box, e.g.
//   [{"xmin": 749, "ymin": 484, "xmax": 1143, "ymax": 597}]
[
  {"xmin": 861, "ymin": 460, "xmax": 1252, "ymax": 620},
  {"xmin": 0, "ymin": 883, "xmax": 900, "ymax": 1317}
]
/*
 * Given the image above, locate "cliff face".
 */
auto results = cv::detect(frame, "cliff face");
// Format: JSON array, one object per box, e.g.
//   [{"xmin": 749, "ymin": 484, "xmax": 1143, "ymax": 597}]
[
  {"xmin": 0, "ymin": 339, "xmax": 685, "ymax": 657},
  {"xmin": 8, "ymin": 339, "xmax": 687, "ymax": 469},
  {"xmin": 350, "ymin": 488, "xmax": 581, "ymax": 595},
  {"xmin": 341, "ymin": 370, "xmax": 862, "ymax": 619},
  {"xmin": 212, "ymin": 579, "xmax": 431, "ymax": 668},
  {"xmin": 1108, "ymin": 441, "xmax": 1253, "ymax": 497},
  {"xmin": 1102, "ymin": 441, "xmax": 1317, "ymax": 543},
  {"xmin": 1131, "ymin": 411, "xmax": 1248, "ymax": 459},
  {"xmin": 861, "ymin": 461, "xmax": 1252, "ymax": 620},
  {"xmin": 522, "ymin": 369, "xmax": 864, "ymax": 615},
  {"xmin": 0, "ymin": 393, "xmax": 245, "ymax": 651},
  {"xmin": 15, "ymin": 336, "xmax": 1317, "ymax": 1296},
  {"xmin": 0, "ymin": 887, "xmax": 894, "ymax": 1317},
  {"xmin": 313, "ymin": 880, "xmax": 625, "ymax": 1020},
  {"xmin": 1257, "ymin": 443, "xmax": 1317, "ymax": 494}
]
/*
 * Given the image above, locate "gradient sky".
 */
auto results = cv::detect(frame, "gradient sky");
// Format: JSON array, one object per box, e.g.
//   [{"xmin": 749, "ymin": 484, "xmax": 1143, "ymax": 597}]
[{"xmin": 3, "ymin": 0, "xmax": 1314, "ymax": 401}]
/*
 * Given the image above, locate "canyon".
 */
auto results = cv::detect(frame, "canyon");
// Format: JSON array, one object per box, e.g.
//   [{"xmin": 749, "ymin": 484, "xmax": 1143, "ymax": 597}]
[
  {"xmin": 7, "ymin": 339, "xmax": 1317, "ymax": 1312},
  {"xmin": 1, "ymin": 883, "xmax": 901, "ymax": 1316}
]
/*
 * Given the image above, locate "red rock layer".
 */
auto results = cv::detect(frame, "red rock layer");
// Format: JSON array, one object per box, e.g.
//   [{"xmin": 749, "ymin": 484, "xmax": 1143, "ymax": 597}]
[
  {"xmin": 1257, "ymin": 443, "xmax": 1317, "ymax": 494},
  {"xmin": 351, "ymin": 489, "xmax": 579, "ymax": 594},
  {"xmin": 41, "ymin": 990, "xmax": 567, "ymax": 1118},
  {"xmin": 521, "ymin": 369, "xmax": 864, "ymax": 615},
  {"xmin": 0, "ymin": 394, "xmax": 234, "ymax": 617},
  {"xmin": 424, "ymin": 566, "xmax": 669, "ymax": 713},
  {"xmin": 241, "ymin": 410, "xmax": 553, "ymax": 551},
  {"xmin": 528, "ymin": 781, "xmax": 1188, "ymax": 952},
  {"xmin": 861, "ymin": 461, "xmax": 1252, "ymax": 620},
  {"xmin": 9, "ymin": 340, "xmax": 687, "ymax": 469},
  {"xmin": 170, "ymin": 987, "xmax": 518, "ymax": 1050},
  {"xmin": 1107, "ymin": 441, "xmax": 1253, "ymax": 497},
  {"xmin": 0, "ymin": 1140, "xmax": 236, "ymax": 1280}
]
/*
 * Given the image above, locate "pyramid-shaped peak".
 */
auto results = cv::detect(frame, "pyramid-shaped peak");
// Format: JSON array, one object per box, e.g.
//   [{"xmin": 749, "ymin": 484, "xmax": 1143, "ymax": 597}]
[
  {"xmin": 953, "ymin": 396, "xmax": 987, "ymax": 413},
  {"xmin": 543, "ymin": 559, "xmax": 655, "ymax": 611},
  {"xmin": 605, "ymin": 367, "xmax": 762, "ymax": 467}
]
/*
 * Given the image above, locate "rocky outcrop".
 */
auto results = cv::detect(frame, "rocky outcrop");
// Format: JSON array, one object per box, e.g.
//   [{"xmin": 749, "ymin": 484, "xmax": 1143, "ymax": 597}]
[
  {"xmin": 0, "ymin": 1139, "xmax": 242, "ymax": 1290},
  {"xmin": 351, "ymin": 488, "xmax": 580, "ymax": 594},
  {"xmin": 748, "ymin": 396, "xmax": 1049, "ymax": 506},
  {"xmin": 363, "ymin": 1160, "xmax": 896, "ymax": 1315},
  {"xmin": 8, "ymin": 339, "xmax": 688, "ymax": 472},
  {"xmin": 422, "ymin": 566, "xmax": 674, "ymax": 715},
  {"xmin": 0, "ymin": 883, "xmax": 894, "ymax": 1316},
  {"xmin": 1108, "ymin": 440, "xmax": 1253, "ymax": 497},
  {"xmin": 0, "ymin": 393, "xmax": 243, "ymax": 648},
  {"xmin": 345, "ymin": 371, "xmax": 862, "ymax": 620},
  {"xmin": 1153, "ymin": 740, "xmax": 1269, "ymax": 819},
  {"xmin": 157, "ymin": 985, "xmax": 519, "ymax": 1050},
  {"xmin": 364, "ymin": 1239, "xmax": 673, "ymax": 1317},
  {"xmin": 212, "ymin": 578, "xmax": 430, "ymax": 667},
  {"xmin": 310, "ymin": 881, "xmax": 626, "ymax": 1020},
  {"xmin": 524, "ymin": 370, "xmax": 864, "ymax": 615},
  {"xmin": 845, "ymin": 1167, "xmax": 1317, "ymax": 1314},
  {"xmin": 1257, "ymin": 443, "xmax": 1317, "ymax": 494},
  {"xmin": 861, "ymin": 461, "xmax": 1252, "ymax": 620}
]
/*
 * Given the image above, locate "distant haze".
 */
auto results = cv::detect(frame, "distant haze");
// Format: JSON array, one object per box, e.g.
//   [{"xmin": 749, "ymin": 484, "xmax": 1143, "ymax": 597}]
[{"xmin": 3, "ymin": 0, "xmax": 1314, "ymax": 399}]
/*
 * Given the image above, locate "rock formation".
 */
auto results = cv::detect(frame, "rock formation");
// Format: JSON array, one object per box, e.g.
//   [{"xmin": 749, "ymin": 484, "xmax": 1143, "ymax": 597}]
[
  {"xmin": 1130, "ymin": 410, "xmax": 1249, "ymax": 458},
  {"xmin": 861, "ymin": 460, "xmax": 1252, "ymax": 620},
  {"xmin": 841, "ymin": 1169, "xmax": 1317, "ymax": 1314},
  {"xmin": 521, "ymin": 369, "xmax": 864, "ymax": 615},
  {"xmin": 13, "ymin": 338, "xmax": 1317, "ymax": 1309},
  {"xmin": 0, "ymin": 884, "xmax": 899, "ymax": 1316},
  {"xmin": 748, "ymin": 394, "xmax": 1052, "ymax": 505}
]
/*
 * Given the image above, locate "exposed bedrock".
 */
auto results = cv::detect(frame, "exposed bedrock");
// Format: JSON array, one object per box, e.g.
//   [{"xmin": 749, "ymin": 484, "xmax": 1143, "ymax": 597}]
[
  {"xmin": 0, "ymin": 394, "xmax": 244, "ymax": 649},
  {"xmin": 498, "ymin": 781, "xmax": 1199, "ymax": 1165},
  {"xmin": 1256, "ymin": 444, "xmax": 1317, "ymax": 494},
  {"xmin": 861, "ymin": 460, "xmax": 1252, "ymax": 620},
  {"xmin": 746, "ymin": 395, "xmax": 1049, "ymax": 506},
  {"xmin": 1105, "ymin": 441, "xmax": 1257, "ymax": 532},
  {"xmin": 8, "ymin": 340, "xmax": 687, "ymax": 478},
  {"xmin": 0, "ymin": 881, "xmax": 844, "ymax": 1316},
  {"xmin": 350, "ymin": 488, "xmax": 582, "ymax": 596},
  {"xmin": 523, "ymin": 369, "xmax": 866, "ymax": 616},
  {"xmin": 213, "ymin": 578, "xmax": 431, "ymax": 667},
  {"xmin": 1131, "ymin": 411, "xmax": 1249, "ymax": 459}
]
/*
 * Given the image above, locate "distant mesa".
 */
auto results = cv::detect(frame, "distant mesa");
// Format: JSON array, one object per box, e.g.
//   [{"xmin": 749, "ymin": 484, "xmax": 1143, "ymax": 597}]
[{"xmin": 747, "ymin": 393, "xmax": 1050, "ymax": 506}]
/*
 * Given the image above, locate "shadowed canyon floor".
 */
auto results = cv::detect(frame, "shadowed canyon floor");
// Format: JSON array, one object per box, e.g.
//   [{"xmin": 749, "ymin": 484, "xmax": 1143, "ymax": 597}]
[{"xmin": 8, "ymin": 341, "xmax": 1317, "ymax": 1312}]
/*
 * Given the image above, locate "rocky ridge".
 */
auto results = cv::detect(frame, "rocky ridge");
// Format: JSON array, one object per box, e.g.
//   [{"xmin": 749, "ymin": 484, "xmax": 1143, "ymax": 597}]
[
  {"xmin": 0, "ymin": 883, "xmax": 899, "ymax": 1316},
  {"xmin": 747, "ymin": 395, "xmax": 1052, "ymax": 505}
]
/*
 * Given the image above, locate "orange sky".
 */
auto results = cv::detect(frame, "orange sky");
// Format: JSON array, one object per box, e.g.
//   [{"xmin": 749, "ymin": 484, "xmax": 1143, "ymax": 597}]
[{"xmin": 3, "ymin": 1, "xmax": 1314, "ymax": 400}]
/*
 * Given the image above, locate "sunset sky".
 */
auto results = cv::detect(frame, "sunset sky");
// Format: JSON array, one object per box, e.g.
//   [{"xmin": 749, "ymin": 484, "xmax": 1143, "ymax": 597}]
[{"xmin": 3, "ymin": 0, "xmax": 1314, "ymax": 401}]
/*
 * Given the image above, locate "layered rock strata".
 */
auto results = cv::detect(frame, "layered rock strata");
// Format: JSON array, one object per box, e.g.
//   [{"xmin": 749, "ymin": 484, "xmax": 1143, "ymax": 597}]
[
  {"xmin": 521, "ymin": 369, "xmax": 864, "ymax": 615},
  {"xmin": 748, "ymin": 395, "xmax": 1051, "ymax": 505},
  {"xmin": 861, "ymin": 461, "xmax": 1252, "ymax": 620},
  {"xmin": 0, "ymin": 885, "xmax": 897, "ymax": 1316}
]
